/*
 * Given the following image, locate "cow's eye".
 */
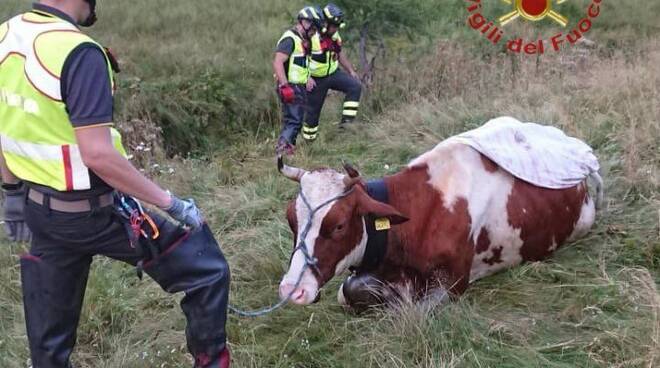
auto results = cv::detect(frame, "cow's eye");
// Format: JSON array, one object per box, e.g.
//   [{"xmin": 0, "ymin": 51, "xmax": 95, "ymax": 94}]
[{"xmin": 334, "ymin": 223, "xmax": 345, "ymax": 233}]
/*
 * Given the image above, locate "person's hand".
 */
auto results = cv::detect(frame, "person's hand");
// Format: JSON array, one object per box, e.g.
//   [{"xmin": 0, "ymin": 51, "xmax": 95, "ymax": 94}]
[
  {"xmin": 306, "ymin": 77, "xmax": 316, "ymax": 92},
  {"xmin": 162, "ymin": 195, "xmax": 204, "ymax": 230},
  {"xmin": 2, "ymin": 182, "xmax": 31, "ymax": 242},
  {"xmin": 278, "ymin": 83, "xmax": 295, "ymax": 104},
  {"xmin": 349, "ymin": 70, "xmax": 360, "ymax": 82}
]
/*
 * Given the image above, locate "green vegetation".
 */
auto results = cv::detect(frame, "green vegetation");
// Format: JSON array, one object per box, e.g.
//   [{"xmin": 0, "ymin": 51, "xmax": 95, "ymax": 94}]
[{"xmin": 1, "ymin": 0, "xmax": 658, "ymax": 367}]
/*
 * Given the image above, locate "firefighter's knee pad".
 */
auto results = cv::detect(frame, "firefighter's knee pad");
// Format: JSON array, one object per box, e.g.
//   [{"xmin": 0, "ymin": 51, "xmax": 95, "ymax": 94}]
[{"xmin": 143, "ymin": 224, "xmax": 230, "ymax": 294}]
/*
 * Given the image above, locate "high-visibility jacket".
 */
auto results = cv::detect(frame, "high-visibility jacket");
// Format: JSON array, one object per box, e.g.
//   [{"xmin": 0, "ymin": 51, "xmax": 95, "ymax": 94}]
[
  {"xmin": 0, "ymin": 10, "xmax": 126, "ymax": 191},
  {"xmin": 309, "ymin": 32, "xmax": 341, "ymax": 78},
  {"xmin": 277, "ymin": 30, "xmax": 309, "ymax": 84}
]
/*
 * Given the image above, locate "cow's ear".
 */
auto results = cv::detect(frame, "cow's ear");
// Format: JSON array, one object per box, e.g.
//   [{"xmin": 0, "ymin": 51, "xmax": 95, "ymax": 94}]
[
  {"xmin": 286, "ymin": 200, "xmax": 297, "ymax": 230},
  {"xmin": 286, "ymin": 200, "xmax": 298, "ymax": 242},
  {"xmin": 356, "ymin": 191, "xmax": 409, "ymax": 225}
]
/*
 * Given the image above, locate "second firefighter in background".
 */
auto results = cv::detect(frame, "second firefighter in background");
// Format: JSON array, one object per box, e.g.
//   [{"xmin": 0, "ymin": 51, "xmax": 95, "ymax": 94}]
[{"xmin": 304, "ymin": 3, "xmax": 361, "ymax": 142}]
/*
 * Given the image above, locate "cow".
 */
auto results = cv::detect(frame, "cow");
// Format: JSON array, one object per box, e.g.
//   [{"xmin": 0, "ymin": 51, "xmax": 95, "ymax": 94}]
[{"xmin": 277, "ymin": 139, "xmax": 603, "ymax": 311}]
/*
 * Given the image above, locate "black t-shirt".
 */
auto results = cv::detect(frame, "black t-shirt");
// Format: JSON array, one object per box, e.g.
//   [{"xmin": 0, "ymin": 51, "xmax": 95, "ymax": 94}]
[
  {"xmin": 275, "ymin": 37, "xmax": 294, "ymax": 56},
  {"xmin": 275, "ymin": 36, "xmax": 296, "ymax": 83},
  {"xmin": 62, "ymin": 46, "xmax": 114, "ymax": 127}
]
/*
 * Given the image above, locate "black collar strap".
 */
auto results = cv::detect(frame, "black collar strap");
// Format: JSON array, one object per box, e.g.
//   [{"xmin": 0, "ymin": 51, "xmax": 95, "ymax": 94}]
[
  {"xmin": 353, "ymin": 179, "xmax": 390, "ymax": 273},
  {"xmin": 32, "ymin": 3, "xmax": 79, "ymax": 28}
]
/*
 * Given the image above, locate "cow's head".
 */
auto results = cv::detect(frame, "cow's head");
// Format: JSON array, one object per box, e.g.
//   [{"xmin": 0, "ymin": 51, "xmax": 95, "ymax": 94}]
[{"xmin": 277, "ymin": 157, "xmax": 408, "ymax": 305}]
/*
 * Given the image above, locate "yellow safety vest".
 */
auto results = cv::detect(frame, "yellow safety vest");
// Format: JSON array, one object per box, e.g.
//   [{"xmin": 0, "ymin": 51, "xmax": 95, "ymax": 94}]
[
  {"xmin": 277, "ymin": 30, "xmax": 309, "ymax": 84},
  {"xmin": 309, "ymin": 32, "xmax": 341, "ymax": 78},
  {"xmin": 0, "ymin": 10, "xmax": 126, "ymax": 191}
]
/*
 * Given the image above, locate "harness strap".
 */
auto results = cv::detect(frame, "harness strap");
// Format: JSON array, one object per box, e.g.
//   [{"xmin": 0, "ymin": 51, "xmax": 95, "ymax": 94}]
[
  {"xmin": 113, "ymin": 192, "xmax": 163, "ymax": 279},
  {"xmin": 228, "ymin": 185, "xmax": 355, "ymax": 317},
  {"xmin": 353, "ymin": 179, "xmax": 390, "ymax": 272}
]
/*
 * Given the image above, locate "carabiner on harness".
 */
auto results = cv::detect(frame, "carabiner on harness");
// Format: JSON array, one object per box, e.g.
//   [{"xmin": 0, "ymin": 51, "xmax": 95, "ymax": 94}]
[{"xmin": 113, "ymin": 192, "xmax": 162, "ymax": 279}]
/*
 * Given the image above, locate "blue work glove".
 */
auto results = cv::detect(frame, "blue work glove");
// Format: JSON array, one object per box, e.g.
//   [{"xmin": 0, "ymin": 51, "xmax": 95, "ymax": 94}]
[
  {"xmin": 2, "ymin": 182, "xmax": 31, "ymax": 242},
  {"xmin": 164, "ymin": 194, "xmax": 204, "ymax": 230}
]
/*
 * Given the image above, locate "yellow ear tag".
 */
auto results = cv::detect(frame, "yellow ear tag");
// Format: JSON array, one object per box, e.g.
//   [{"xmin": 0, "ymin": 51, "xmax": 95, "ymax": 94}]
[{"xmin": 374, "ymin": 218, "xmax": 391, "ymax": 231}]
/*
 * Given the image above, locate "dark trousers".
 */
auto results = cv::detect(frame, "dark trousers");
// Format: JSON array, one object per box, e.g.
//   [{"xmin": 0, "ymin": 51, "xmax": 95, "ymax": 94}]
[
  {"xmin": 279, "ymin": 84, "xmax": 307, "ymax": 145},
  {"xmin": 20, "ymin": 193, "xmax": 229, "ymax": 368},
  {"xmin": 305, "ymin": 69, "xmax": 362, "ymax": 129}
]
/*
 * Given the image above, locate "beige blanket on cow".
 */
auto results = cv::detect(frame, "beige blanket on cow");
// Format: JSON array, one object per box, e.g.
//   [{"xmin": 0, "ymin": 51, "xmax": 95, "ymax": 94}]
[{"xmin": 450, "ymin": 116, "xmax": 600, "ymax": 189}]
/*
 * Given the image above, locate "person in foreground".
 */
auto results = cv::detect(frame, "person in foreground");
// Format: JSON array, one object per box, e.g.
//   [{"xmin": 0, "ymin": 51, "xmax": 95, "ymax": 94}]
[{"xmin": 0, "ymin": 1, "xmax": 230, "ymax": 367}]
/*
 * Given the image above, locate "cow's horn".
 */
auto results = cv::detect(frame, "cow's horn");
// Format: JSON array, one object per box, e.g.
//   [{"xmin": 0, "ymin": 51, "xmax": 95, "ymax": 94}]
[
  {"xmin": 277, "ymin": 155, "xmax": 307, "ymax": 182},
  {"xmin": 342, "ymin": 161, "xmax": 361, "ymax": 178},
  {"xmin": 342, "ymin": 161, "xmax": 361, "ymax": 187}
]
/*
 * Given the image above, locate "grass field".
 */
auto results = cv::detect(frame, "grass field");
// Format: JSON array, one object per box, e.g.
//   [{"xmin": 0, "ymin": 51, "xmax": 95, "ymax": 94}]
[{"xmin": 0, "ymin": 0, "xmax": 659, "ymax": 367}]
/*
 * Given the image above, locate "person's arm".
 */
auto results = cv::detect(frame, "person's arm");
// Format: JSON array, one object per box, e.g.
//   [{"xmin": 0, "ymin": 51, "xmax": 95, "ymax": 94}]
[
  {"xmin": 273, "ymin": 37, "xmax": 295, "ymax": 86},
  {"xmin": 74, "ymin": 126, "xmax": 171, "ymax": 208},
  {"xmin": 273, "ymin": 52, "xmax": 290, "ymax": 86},
  {"xmin": 338, "ymin": 52, "xmax": 359, "ymax": 80},
  {"xmin": 306, "ymin": 75, "xmax": 316, "ymax": 91},
  {"xmin": 61, "ymin": 46, "xmax": 170, "ymax": 208}
]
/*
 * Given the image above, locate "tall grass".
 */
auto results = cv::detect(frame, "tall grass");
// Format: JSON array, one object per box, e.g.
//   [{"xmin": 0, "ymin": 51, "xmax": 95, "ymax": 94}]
[
  {"xmin": 4, "ymin": 0, "xmax": 658, "ymax": 153},
  {"xmin": 1, "ymin": 0, "xmax": 659, "ymax": 367}
]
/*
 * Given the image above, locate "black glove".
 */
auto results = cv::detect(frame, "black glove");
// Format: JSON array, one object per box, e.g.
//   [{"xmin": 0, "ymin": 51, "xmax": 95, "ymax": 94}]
[{"xmin": 2, "ymin": 182, "xmax": 31, "ymax": 242}]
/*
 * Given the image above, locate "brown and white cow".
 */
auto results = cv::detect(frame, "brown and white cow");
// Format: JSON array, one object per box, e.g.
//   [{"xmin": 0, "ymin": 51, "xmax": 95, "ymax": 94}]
[{"xmin": 277, "ymin": 140, "xmax": 602, "ymax": 309}]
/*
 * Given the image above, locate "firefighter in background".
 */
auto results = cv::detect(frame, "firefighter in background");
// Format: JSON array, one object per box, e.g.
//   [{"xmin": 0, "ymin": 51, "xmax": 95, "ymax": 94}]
[
  {"xmin": 273, "ymin": 6, "xmax": 323, "ymax": 156},
  {"xmin": 302, "ymin": 3, "xmax": 362, "ymax": 142}
]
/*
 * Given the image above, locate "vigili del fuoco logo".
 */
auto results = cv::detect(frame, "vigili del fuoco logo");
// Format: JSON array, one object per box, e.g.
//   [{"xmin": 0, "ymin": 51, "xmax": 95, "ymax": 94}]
[{"xmin": 466, "ymin": 0, "xmax": 603, "ymax": 54}]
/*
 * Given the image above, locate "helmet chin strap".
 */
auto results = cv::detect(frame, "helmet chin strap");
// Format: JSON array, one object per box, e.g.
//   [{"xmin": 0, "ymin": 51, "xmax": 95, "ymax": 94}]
[
  {"xmin": 79, "ymin": 0, "xmax": 97, "ymax": 27},
  {"xmin": 299, "ymin": 20, "xmax": 314, "ymax": 40}
]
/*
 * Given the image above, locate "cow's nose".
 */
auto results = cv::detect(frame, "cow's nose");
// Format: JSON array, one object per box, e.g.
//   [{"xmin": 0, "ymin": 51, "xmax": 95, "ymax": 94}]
[{"xmin": 279, "ymin": 283, "xmax": 306, "ymax": 304}]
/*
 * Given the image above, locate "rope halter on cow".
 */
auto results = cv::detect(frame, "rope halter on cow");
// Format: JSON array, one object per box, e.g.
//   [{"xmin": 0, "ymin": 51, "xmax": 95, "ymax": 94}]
[
  {"xmin": 294, "ymin": 184, "xmax": 355, "ymax": 276},
  {"xmin": 227, "ymin": 157, "xmax": 354, "ymax": 317}
]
